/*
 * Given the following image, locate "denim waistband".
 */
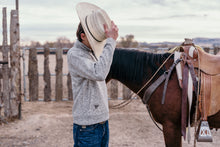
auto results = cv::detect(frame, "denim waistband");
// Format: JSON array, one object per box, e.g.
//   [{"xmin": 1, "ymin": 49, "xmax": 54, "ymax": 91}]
[{"xmin": 74, "ymin": 120, "xmax": 107, "ymax": 129}]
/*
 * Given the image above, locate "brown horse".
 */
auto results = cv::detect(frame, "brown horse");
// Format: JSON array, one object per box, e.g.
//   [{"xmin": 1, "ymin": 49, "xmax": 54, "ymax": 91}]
[{"xmin": 106, "ymin": 48, "xmax": 220, "ymax": 147}]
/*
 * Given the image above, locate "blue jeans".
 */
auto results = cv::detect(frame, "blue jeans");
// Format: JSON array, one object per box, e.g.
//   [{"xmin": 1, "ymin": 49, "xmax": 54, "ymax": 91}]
[{"xmin": 73, "ymin": 121, "xmax": 109, "ymax": 147}]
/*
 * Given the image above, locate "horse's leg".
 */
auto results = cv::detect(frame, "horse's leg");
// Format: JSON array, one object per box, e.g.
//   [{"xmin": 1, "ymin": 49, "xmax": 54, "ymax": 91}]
[{"xmin": 162, "ymin": 121, "xmax": 182, "ymax": 147}]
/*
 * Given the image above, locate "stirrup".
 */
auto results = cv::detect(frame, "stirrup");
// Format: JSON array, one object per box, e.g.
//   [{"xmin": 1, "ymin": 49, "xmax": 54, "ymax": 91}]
[{"xmin": 196, "ymin": 121, "xmax": 213, "ymax": 142}]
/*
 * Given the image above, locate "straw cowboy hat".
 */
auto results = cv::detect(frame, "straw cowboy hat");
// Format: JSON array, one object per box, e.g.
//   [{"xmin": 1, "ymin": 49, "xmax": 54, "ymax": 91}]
[{"xmin": 76, "ymin": 2, "xmax": 111, "ymax": 59}]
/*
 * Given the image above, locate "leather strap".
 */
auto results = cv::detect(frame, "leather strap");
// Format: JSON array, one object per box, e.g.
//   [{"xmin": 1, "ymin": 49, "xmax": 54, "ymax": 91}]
[
  {"xmin": 162, "ymin": 59, "xmax": 181, "ymax": 104},
  {"xmin": 181, "ymin": 62, "xmax": 189, "ymax": 140},
  {"xmin": 142, "ymin": 73, "xmax": 167, "ymax": 104},
  {"xmin": 186, "ymin": 60, "xmax": 198, "ymax": 143},
  {"xmin": 201, "ymin": 73, "xmax": 211, "ymax": 121},
  {"xmin": 187, "ymin": 60, "xmax": 198, "ymax": 96},
  {"xmin": 175, "ymin": 51, "xmax": 183, "ymax": 88}
]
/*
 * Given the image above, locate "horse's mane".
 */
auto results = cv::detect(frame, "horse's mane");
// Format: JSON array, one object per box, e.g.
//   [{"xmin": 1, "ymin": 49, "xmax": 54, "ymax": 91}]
[{"xmin": 110, "ymin": 48, "xmax": 172, "ymax": 84}]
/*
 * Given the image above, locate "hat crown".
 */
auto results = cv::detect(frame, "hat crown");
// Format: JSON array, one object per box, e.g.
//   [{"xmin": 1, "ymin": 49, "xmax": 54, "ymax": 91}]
[
  {"xmin": 86, "ymin": 9, "xmax": 111, "ymax": 42},
  {"xmin": 76, "ymin": 2, "xmax": 112, "ymax": 58}
]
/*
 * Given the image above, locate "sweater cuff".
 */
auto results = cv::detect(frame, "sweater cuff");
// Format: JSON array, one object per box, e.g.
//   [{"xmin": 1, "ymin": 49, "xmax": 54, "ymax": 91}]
[{"xmin": 106, "ymin": 38, "xmax": 116, "ymax": 49}]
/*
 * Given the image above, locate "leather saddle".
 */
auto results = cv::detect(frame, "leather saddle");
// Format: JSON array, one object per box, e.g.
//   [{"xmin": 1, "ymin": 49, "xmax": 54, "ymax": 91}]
[
  {"xmin": 177, "ymin": 41, "xmax": 220, "ymax": 142},
  {"xmin": 198, "ymin": 49, "xmax": 220, "ymax": 75},
  {"xmin": 180, "ymin": 43, "xmax": 220, "ymax": 118}
]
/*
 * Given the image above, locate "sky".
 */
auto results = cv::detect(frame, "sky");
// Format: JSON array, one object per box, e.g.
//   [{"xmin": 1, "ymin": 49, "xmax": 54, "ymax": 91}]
[{"xmin": 0, "ymin": 0, "xmax": 220, "ymax": 45}]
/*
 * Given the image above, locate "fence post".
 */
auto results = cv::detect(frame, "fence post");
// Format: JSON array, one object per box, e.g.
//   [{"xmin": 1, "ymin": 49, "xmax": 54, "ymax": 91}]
[
  {"xmin": 28, "ymin": 48, "xmax": 38, "ymax": 101},
  {"xmin": 9, "ymin": 10, "xmax": 21, "ymax": 117},
  {"xmin": 107, "ymin": 80, "xmax": 118, "ymax": 99},
  {"xmin": 67, "ymin": 73, "xmax": 73, "ymax": 100},
  {"xmin": 118, "ymin": 82, "xmax": 123, "ymax": 99},
  {"xmin": 2, "ymin": 7, "xmax": 10, "ymax": 118},
  {"xmin": 43, "ymin": 47, "xmax": 51, "ymax": 101},
  {"xmin": 0, "ymin": 66, "xmax": 2, "ymax": 117},
  {"xmin": 55, "ymin": 48, "xmax": 63, "ymax": 101},
  {"xmin": 214, "ymin": 47, "xmax": 220, "ymax": 55},
  {"xmin": 123, "ymin": 85, "xmax": 132, "ymax": 99},
  {"xmin": 204, "ymin": 47, "xmax": 210, "ymax": 53}
]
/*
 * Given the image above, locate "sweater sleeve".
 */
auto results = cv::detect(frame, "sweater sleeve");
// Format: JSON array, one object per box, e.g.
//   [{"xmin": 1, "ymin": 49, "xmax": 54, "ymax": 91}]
[{"xmin": 68, "ymin": 38, "xmax": 116, "ymax": 81}]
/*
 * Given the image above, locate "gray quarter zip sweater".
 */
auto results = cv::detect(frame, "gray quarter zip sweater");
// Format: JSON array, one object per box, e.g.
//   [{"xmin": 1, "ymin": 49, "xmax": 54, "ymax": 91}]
[{"xmin": 67, "ymin": 38, "xmax": 116, "ymax": 125}]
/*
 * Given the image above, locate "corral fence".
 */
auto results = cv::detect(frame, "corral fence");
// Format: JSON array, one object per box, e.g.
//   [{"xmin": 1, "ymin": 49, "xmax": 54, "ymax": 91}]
[
  {"xmin": 22, "ymin": 47, "xmax": 132, "ymax": 101},
  {"xmin": 0, "ymin": 7, "xmax": 21, "ymax": 121},
  {"xmin": 21, "ymin": 46, "xmax": 220, "ymax": 102}
]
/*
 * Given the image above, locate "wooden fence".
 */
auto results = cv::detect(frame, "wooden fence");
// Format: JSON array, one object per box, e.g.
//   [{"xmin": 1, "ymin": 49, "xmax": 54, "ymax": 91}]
[
  {"xmin": 204, "ymin": 47, "xmax": 220, "ymax": 55},
  {"xmin": 22, "ymin": 47, "xmax": 133, "ymax": 101},
  {"xmin": 0, "ymin": 7, "xmax": 21, "ymax": 121},
  {"xmin": 22, "ymin": 46, "xmax": 220, "ymax": 102},
  {"xmin": 23, "ymin": 47, "xmax": 68, "ymax": 101}
]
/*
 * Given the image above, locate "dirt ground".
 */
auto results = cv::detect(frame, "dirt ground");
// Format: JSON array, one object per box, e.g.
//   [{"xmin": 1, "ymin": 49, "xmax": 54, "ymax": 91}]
[{"xmin": 0, "ymin": 99, "xmax": 220, "ymax": 147}]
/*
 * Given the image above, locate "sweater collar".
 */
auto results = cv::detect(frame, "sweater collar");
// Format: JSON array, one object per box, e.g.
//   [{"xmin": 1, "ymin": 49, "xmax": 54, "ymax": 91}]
[
  {"xmin": 74, "ymin": 40, "xmax": 92, "ymax": 53},
  {"xmin": 74, "ymin": 40, "xmax": 98, "ymax": 61}
]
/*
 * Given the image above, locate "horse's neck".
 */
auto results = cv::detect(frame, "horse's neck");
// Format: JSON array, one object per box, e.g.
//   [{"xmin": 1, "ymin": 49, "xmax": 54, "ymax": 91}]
[
  {"xmin": 109, "ymin": 59, "xmax": 147, "ymax": 96},
  {"xmin": 109, "ymin": 51, "xmax": 173, "ymax": 98},
  {"xmin": 114, "ymin": 78, "xmax": 141, "ymax": 94}
]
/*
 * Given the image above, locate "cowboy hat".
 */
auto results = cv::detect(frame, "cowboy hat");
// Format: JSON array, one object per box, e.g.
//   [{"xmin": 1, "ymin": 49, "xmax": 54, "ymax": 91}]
[{"xmin": 76, "ymin": 2, "xmax": 111, "ymax": 59}]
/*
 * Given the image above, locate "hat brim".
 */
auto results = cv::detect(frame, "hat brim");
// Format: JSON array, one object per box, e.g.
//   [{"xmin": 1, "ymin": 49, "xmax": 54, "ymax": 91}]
[{"xmin": 76, "ymin": 2, "xmax": 107, "ymax": 59}]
